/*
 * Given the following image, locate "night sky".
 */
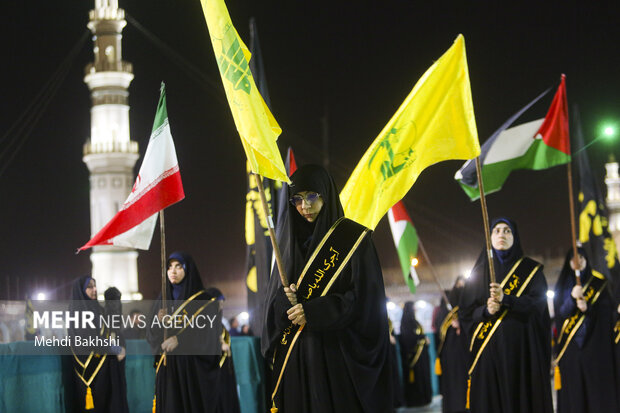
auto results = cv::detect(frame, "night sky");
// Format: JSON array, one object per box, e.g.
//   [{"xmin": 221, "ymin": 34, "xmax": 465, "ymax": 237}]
[{"xmin": 1, "ymin": 1, "xmax": 619, "ymax": 301}]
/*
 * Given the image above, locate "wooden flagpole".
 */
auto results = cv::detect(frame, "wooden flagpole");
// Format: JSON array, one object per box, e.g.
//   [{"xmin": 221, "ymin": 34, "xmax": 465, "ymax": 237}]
[
  {"xmin": 160, "ymin": 210, "xmax": 168, "ymax": 340},
  {"xmin": 418, "ymin": 240, "xmax": 453, "ymax": 310},
  {"xmin": 566, "ymin": 162, "xmax": 582, "ymax": 286},
  {"xmin": 475, "ymin": 157, "xmax": 496, "ymax": 284},
  {"xmin": 254, "ymin": 174, "xmax": 289, "ymax": 288}
]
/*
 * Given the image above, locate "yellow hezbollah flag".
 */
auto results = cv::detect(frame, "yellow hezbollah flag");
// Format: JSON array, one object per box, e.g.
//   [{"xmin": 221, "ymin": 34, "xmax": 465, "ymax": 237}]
[
  {"xmin": 340, "ymin": 35, "xmax": 480, "ymax": 229},
  {"xmin": 200, "ymin": 0, "xmax": 289, "ymax": 183}
]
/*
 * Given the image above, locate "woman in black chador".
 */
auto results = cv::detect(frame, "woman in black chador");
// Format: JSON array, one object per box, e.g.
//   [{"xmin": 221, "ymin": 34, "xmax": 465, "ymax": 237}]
[
  {"xmin": 459, "ymin": 218, "xmax": 553, "ymax": 413},
  {"xmin": 261, "ymin": 165, "xmax": 392, "ymax": 413},
  {"xmin": 68, "ymin": 276, "xmax": 129, "ymax": 413},
  {"xmin": 434, "ymin": 276, "xmax": 468, "ymax": 413},
  {"xmin": 147, "ymin": 252, "xmax": 231, "ymax": 413},
  {"xmin": 553, "ymin": 248, "xmax": 619, "ymax": 412},
  {"xmin": 399, "ymin": 301, "xmax": 432, "ymax": 407}
]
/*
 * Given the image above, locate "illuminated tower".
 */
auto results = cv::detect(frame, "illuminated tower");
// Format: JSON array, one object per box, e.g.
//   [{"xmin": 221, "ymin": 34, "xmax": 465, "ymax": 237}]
[
  {"xmin": 83, "ymin": 0, "xmax": 140, "ymax": 297},
  {"xmin": 605, "ymin": 155, "xmax": 620, "ymax": 249}
]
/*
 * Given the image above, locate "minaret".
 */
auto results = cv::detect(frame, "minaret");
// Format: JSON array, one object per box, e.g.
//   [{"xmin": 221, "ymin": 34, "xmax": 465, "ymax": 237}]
[
  {"xmin": 83, "ymin": 0, "xmax": 140, "ymax": 298},
  {"xmin": 605, "ymin": 154, "xmax": 620, "ymax": 249}
]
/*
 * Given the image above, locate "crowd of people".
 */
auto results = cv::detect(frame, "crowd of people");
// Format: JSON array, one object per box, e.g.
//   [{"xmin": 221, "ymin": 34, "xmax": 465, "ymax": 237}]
[{"xmin": 57, "ymin": 165, "xmax": 620, "ymax": 413}]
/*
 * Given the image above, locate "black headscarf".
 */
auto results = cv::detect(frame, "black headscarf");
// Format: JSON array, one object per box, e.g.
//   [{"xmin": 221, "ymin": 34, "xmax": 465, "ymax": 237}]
[
  {"xmin": 69, "ymin": 276, "xmax": 104, "ymax": 355},
  {"xmin": 287, "ymin": 164, "xmax": 344, "ymax": 261},
  {"xmin": 459, "ymin": 217, "xmax": 525, "ymax": 325},
  {"xmin": 400, "ymin": 301, "xmax": 418, "ymax": 336},
  {"xmin": 69, "ymin": 275, "xmax": 102, "ymax": 316},
  {"xmin": 104, "ymin": 287, "xmax": 122, "ymax": 314},
  {"xmin": 261, "ymin": 164, "xmax": 344, "ymax": 355},
  {"xmin": 490, "ymin": 217, "xmax": 523, "ymax": 274},
  {"xmin": 165, "ymin": 251, "xmax": 206, "ymax": 303},
  {"xmin": 147, "ymin": 252, "xmax": 213, "ymax": 356},
  {"xmin": 448, "ymin": 275, "xmax": 466, "ymax": 307}
]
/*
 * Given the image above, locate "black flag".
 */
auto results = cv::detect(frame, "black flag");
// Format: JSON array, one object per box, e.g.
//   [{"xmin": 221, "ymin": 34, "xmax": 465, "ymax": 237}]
[
  {"xmin": 245, "ymin": 17, "xmax": 278, "ymax": 335},
  {"xmin": 573, "ymin": 106, "xmax": 620, "ymax": 299}
]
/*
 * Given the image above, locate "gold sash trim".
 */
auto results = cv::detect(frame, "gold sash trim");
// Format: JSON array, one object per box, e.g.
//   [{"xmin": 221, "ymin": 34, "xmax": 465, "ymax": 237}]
[
  {"xmin": 554, "ymin": 270, "xmax": 607, "ymax": 364},
  {"xmin": 270, "ymin": 218, "xmax": 369, "ymax": 405},
  {"xmin": 409, "ymin": 322, "xmax": 426, "ymax": 369},
  {"xmin": 154, "ymin": 290, "xmax": 214, "ymax": 374},
  {"xmin": 219, "ymin": 327, "xmax": 231, "ymax": 368},
  {"xmin": 437, "ymin": 306, "xmax": 459, "ymax": 356},
  {"xmin": 468, "ymin": 258, "xmax": 540, "ymax": 375},
  {"xmin": 614, "ymin": 320, "xmax": 620, "ymax": 345},
  {"xmin": 74, "ymin": 353, "xmax": 108, "ymax": 388}
]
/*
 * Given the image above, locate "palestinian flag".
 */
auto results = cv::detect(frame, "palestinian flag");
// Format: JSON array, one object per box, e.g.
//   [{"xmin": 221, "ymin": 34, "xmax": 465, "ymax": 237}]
[
  {"xmin": 455, "ymin": 75, "xmax": 570, "ymax": 200},
  {"xmin": 388, "ymin": 201, "xmax": 420, "ymax": 294}
]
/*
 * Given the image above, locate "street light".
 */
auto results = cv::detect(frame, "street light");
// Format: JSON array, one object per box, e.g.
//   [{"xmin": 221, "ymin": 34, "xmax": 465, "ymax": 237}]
[
  {"xmin": 603, "ymin": 125, "xmax": 616, "ymax": 139},
  {"xmin": 574, "ymin": 122, "xmax": 618, "ymax": 155}
]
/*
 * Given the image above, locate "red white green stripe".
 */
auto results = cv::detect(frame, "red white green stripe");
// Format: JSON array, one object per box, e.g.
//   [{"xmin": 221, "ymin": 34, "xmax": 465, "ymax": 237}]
[
  {"xmin": 79, "ymin": 85, "xmax": 185, "ymax": 251},
  {"xmin": 388, "ymin": 201, "xmax": 420, "ymax": 294}
]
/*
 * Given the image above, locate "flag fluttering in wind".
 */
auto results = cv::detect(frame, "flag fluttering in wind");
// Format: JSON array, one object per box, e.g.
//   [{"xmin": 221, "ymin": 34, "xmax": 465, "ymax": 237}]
[
  {"xmin": 455, "ymin": 75, "xmax": 571, "ymax": 200},
  {"xmin": 200, "ymin": 0, "xmax": 289, "ymax": 183},
  {"xmin": 388, "ymin": 201, "xmax": 420, "ymax": 294},
  {"xmin": 573, "ymin": 107, "xmax": 620, "ymax": 285},
  {"xmin": 79, "ymin": 85, "xmax": 184, "ymax": 251},
  {"xmin": 340, "ymin": 35, "xmax": 480, "ymax": 229}
]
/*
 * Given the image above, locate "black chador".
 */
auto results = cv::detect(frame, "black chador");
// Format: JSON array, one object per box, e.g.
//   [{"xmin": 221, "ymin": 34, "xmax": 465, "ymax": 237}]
[
  {"xmin": 68, "ymin": 276, "xmax": 129, "ymax": 413},
  {"xmin": 553, "ymin": 248, "xmax": 619, "ymax": 413},
  {"xmin": 261, "ymin": 165, "xmax": 392, "ymax": 413},
  {"xmin": 399, "ymin": 301, "xmax": 432, "ymax": 408},
  {"xmin": 147, "ymin": 252, "xmax": 229, "ymax": 413},
  {"xmin": 434, "ymin": 278, "xmax": 468, "ymax": 413},
  {"xmin": 459, "ymin": 218, "xmax": 553, "ymax": 413}
]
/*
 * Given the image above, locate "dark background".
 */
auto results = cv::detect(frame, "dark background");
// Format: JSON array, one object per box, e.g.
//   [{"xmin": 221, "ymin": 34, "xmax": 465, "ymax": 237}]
[{"xmin": 1, "ymin": 1, "xmax": 618, "ymax": 300}]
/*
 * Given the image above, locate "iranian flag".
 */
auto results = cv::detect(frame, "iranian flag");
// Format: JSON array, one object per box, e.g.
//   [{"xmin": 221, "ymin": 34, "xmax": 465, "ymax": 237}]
[
  {"xmin": 455, "ymin": 75, "xmax": 570, "ymax": 200},
  {"xmin": 388, "ymin": 201, "xmax": 420, "ymax": 294},
  {"xmin": 79, "ymin": 85, "xmax": 184, "ymax": 251}
]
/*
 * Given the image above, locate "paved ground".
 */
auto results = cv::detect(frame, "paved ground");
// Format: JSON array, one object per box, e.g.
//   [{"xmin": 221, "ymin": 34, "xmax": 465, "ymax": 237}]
[
  {"xmin": 396, "ymin": 396, "xmax": 442, "ymax": 413},
  {"xmin": 396, "ymin": 385, "xmax": 558, "ymax": 412}
]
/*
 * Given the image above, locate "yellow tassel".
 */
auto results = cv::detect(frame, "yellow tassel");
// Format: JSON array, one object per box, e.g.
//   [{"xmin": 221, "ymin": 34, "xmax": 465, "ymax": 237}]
[
  {"xmin": 152, "ymin": 395, "xmax": 156, "ymax": 413},
  {"xmin": 466, "ymin": 377, "xmax": 471, "ymax": 410},
  {"xmin": 435, "ymin": 358, "xmax": 442, "ymax": 376},
  {"xmin": 270, "ymin": 400, "xmax": 278, "ymax": 413},
  {"xmin": 409, "ymin": 368, "xmax": 415, "ymax": 383},
  {"xmin": 85, "ymin": 386, "xmax": 94, "ymax": 410},
  {"xmin": 554, "ymin": 365, "xmax": 562, "ymax": 390}
]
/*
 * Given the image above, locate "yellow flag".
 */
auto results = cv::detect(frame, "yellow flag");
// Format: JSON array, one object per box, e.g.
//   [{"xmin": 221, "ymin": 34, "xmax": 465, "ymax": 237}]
[
  {"xmin": 340, "ymin": 35, "xmax": 480, "ymax": 229},
  {"xmin": 200, "ymin": 0, "xmax": 289, "ymax": 182}
]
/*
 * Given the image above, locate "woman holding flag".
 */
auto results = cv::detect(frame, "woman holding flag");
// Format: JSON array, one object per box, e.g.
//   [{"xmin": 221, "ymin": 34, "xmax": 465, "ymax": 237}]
[
  {"xmin": 147, "ymin": 252, "xmax": 224, "ymax": 413},
  {"xmin": 261, "ymin": 165, "xmax": 392, "ymax": 413},
  {"xmin": 459, "ymin": 218, "xmax": 553, "ymax": 413},
  {"xmin": 553, "ymin": 248, "xmax": 619, "ymax": 412}
]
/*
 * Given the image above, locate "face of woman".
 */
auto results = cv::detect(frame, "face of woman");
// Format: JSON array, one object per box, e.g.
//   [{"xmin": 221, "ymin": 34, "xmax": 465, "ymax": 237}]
[
  {"xmin": 491, "ymin": 222, "xmax": 514, "ymax": 251},
  {"xmin": 85, "ymin": 279, "xmax": 97, "ymax": 300},
  {"xmin": 292, "ymin": 191, "xmax": 324, "ymax": 222},
  {"xmin": 167, "ymin": 260, "xmax": 186, "ymax": 284}
]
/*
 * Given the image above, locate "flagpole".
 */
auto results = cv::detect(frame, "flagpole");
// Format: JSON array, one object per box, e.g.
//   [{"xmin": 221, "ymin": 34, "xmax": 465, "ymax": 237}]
[
  {"xmin": 566, "ymin": 162, "xmax": 582, "ymax": 286},
  {"xmin": 418, "ymin": 240, "xmax": 452, "ymax": 310},
  {"xmin": 160, "ymin": 210, "xmax": 168, "ymax": 340},
  {"xmin": 475, "ymin": 157, "xmax": 496, "ymax": 284},
  {"xmin": 254, "ymin": 174, "xmax": 289, "ymax": 288}
]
